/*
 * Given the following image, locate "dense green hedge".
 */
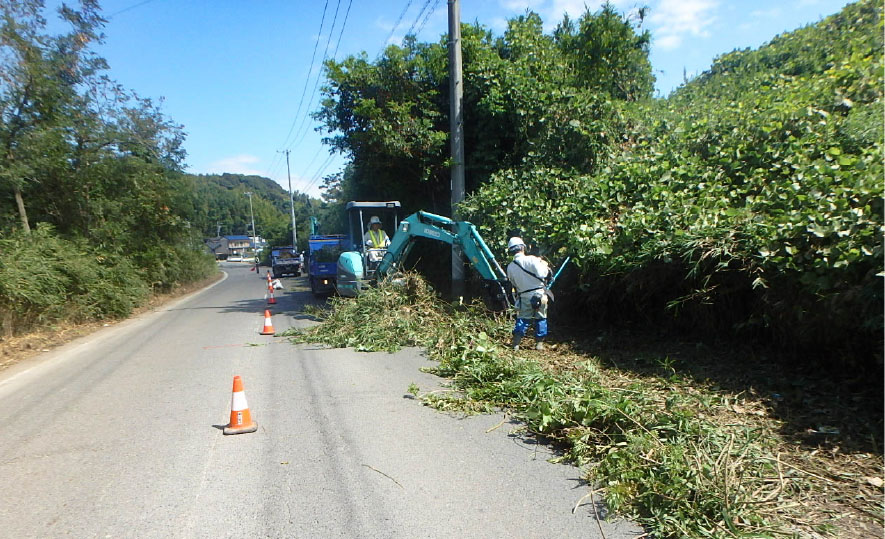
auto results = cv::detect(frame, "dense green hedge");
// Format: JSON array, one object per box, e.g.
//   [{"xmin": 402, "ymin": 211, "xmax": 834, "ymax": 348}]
[{"xmin": 462, "ymin": 0, "xmax": 883, "ymax": 358}]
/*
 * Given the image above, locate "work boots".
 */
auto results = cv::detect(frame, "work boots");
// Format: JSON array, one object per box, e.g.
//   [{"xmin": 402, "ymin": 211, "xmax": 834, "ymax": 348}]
[{"xmin": 511, "ymin": 334, "xmax": 523, "ymax": 350}]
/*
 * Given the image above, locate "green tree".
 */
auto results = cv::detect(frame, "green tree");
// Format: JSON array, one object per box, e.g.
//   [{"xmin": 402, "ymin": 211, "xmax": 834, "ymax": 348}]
[
  {"xmin": 0, "ymin": 0, "xmax": 106, "ymax": 233},
  {"xmin": 554, "ymin": 3, "xmax": 654, "ymax": 101}
]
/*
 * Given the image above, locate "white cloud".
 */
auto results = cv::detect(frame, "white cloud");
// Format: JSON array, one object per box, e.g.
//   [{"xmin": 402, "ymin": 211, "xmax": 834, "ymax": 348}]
[
  {"xmin": 649, "ymin": 0, "xmax": 719, "ymax": 50},
  {"xmin": 489, "ymin": 16, "xmax": 510, "ymax": 33},
  {"xmin": 500, "ymin": 0, "xmax": 547, "ymax": 11},
  {"xmin": 751, "ymin": 8, "xmax": 782, "ymax": 18},
  {"xmin": 375, "ymin": 16, "xmax": 394, "ymax": 33},
  {"xmin": 207, "ymin": 155, "xmax": 264, "ymax": 176},
  {"xmin": 655, "ymin": 34, "xmax": 683, "ymax": 50},
  {"xmin": 548, "ymin": 0, "xmax": 592, "ymax": 20}
]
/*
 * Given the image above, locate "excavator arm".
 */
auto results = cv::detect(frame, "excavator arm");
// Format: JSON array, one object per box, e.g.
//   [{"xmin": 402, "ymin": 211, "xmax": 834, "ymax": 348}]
[{"xmin": 375, "ymin": 211, "xmax": 512, "ymax": 310}]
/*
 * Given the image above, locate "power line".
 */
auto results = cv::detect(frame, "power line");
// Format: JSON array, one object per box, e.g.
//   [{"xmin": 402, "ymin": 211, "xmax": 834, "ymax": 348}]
[
  {"xmin": 262, "ymin": 0, "xmax": 332, "ymax": 182},
  {"xmin": 279, "ymin": 0, "xmax": 331, "ymax": 150},
  {"xmin": 265, "ymin": 2, "xmax": 347, "ymax": 194},
  {"xmin": 415, "ymin": 0, "xmax": 442, "ymax": 36},
  {"xmin": 403, "ymin": 0, "xmax": 435, "ymax": 40},
  {"xmin": 301, "ymin": 145, "xmax": 324, "ymax": 176},
  {"xmin": 285, "ymin": 0, "xmax": 355, "ymax": 195},
  {"xmin": 302, "ymin": 153, "xmax": 337, "ymax": 194},
  {"xmin": 107, "ymin": 0, "xmax": 158, "ymax": 18},
  {"xmin": 331, "ymin": 0, "xmax": 354, "ymax": 61},
  {"xmin": 383, "ymin": 0, "xmax": 415, "ymax": 46},
  {"xmin": 261, "ymin": 0, "xmax": 356, "ymax": 197},
  {"xmin": 283, "ymin": 0, "xmax": 344, "ymax": 154}
]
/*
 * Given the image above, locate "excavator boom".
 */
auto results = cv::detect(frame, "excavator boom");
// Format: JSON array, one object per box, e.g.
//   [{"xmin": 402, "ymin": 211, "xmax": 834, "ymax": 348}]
[{"xmin": 376, "ymin": 211, "xmax": 512, "ymax": 310}]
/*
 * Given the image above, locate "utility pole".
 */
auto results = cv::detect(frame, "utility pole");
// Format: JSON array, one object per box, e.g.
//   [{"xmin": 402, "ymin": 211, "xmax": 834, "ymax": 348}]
[
  {"xmin": 448, "ymin": 0, "xmax": 465, "ymax": 302},
  {"xmin": 280, "ymin": 150, "xmax": 298, "ymax": 250},
  {"xmin": 244, "ymin": 192, "xmax": 256, "ymax": 251}
]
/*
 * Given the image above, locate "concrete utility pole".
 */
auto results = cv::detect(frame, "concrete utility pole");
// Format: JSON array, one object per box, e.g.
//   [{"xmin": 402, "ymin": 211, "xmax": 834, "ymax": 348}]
[
  {"xmin": 448, "ymin": 0, "xmax": 465, "ymax": 302},
  {"xmin": 281, "ymin": 149, "xmax": 298, "ymax": 249},
  {"xmin": 244, "ymin": 192, "xmax": 256, "ymax": 250}
]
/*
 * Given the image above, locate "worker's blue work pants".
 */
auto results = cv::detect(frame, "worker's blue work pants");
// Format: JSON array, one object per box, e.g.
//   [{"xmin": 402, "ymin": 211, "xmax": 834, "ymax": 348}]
[{"xmin": 513, "ymin": 317, "xmax": 547, "ymax": 338}]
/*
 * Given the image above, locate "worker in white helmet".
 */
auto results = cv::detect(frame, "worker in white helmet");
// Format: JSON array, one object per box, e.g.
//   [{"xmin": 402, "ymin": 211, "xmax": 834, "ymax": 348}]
[
  {"xmin": 505, "ymin": 237, "xmax": 551, "ymax": 350},
  {"xmin": 363, "ymin": 216, "xmax": 390, "ymax": 249},
  {"xmin": 363, "ymin": 215, "xmax": 390, "ymax": 263}
]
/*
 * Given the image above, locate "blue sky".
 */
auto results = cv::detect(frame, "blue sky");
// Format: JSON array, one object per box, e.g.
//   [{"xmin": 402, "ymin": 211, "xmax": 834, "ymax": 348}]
[{"xmin": 82, "ymin": 0, "xmax": 853, "ymax": 198}]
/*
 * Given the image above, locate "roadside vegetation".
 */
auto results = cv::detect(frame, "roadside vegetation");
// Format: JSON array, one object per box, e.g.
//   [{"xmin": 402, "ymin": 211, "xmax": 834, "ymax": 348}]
[
  {"xmin": 298, "ymin": 3, "xmax": 883, "ymax": 536},
  {"xmin": 289, "ymin": 275, "xmax": 883, "ymax": 538},
  {"xmin": 0, "ymin": 4, "xmax": 325, "ymax": 338},
  {"xmin": 0, "ymin": 3, "xmax": 222, "ymax": 337},
  {"xmin": 317, "ymin": 0, "xmax": 882, "ymax": 361}
]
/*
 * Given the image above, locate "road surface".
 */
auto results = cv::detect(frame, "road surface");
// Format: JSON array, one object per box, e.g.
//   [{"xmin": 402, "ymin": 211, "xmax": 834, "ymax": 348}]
[{"xmin": 0, "ymin": 262, "xmax": 642, "ymax": 538}]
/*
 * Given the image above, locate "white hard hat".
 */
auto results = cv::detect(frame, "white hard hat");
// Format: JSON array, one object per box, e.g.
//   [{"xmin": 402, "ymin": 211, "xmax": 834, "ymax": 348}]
[
  {"xmin": 369, "ymin": 216, "xmax": 381, "ymax": 225},
  {"xmin": 507, "ymin": 237, "xmax": 525, "ymax": 253}
]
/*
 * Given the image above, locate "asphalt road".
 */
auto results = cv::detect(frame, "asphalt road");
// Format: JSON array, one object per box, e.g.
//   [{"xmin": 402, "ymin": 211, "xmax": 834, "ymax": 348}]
[{"xmin": 0, "ymin": 262, "xmax": 643, "ymax": 538}]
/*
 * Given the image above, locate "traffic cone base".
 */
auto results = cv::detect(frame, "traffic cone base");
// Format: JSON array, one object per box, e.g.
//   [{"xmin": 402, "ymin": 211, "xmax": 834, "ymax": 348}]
[
  {"xmin": 259, "ymin": 309, "xmax": 275, "ymax": 335},
  {"xmin": 224, "ymin": 421, "xmax": 258, "ymax": 435},
  {"xmin": 224, "ymin": 375, "xmax": 257, "ymax": 435}
]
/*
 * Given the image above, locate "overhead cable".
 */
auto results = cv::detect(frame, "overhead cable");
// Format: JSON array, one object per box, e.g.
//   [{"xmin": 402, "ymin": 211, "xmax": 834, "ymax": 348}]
[
  {"xmin": 383, "ymin": 0, "xmax": 415, "ymax": 46},
  {"xmin": 414, "ymin": 0, "xmax": 442, "ymax": 37},
  {"xmin": 403, "ymin": 0, "xmax": 435, "ymax": 41},
  {"xmin": 278, "ymin": 0, "xmax": 332, "ymax": 151},
  {"xmin": 284, "ymin": 0, "xmax": 344, "ymax": 155}
]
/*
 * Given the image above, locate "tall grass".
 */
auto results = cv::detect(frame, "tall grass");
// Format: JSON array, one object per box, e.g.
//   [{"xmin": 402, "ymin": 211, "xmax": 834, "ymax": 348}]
[{"xmin": 0, "ymin": 224, "xmax": 215, "ymax": 336}]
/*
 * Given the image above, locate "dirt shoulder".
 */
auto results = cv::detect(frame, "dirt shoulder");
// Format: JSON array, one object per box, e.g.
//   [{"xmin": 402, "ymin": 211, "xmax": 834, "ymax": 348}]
[{"xmin": 0, "ymin": 272, "xmax": 224, "ymax": 373}]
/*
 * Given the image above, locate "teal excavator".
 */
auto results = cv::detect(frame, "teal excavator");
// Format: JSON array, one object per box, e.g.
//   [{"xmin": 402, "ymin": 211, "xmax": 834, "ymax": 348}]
[{"xmin": 335, "ymin": 203, "xmax": 512, "ymax": 310}]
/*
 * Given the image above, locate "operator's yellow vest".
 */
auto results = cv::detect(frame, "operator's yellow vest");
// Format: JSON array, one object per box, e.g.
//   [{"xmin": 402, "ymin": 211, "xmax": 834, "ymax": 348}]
[{"xmin": 368, "ymin": 229, "xmax": 386, "ymax": 248}]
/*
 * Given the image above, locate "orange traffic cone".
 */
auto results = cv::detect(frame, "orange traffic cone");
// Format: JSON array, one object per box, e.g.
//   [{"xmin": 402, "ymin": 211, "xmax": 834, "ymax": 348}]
[
  {"xmin": 267, "ymin": 283, "xmax": 277, "ymax": 304},
  {"xmin": 223, "ymin": 375, "xmax": 257, "ymax": 435},
  {"xmin": 259, "ymin": 309, "xmax": 275, "ymax": 335}
]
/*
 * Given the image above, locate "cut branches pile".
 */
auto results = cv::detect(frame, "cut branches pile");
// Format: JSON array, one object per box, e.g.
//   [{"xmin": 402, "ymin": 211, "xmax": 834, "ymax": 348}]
[{"xmin": 288, "ymin": 274, "xmax": 883, "ymax": 538}]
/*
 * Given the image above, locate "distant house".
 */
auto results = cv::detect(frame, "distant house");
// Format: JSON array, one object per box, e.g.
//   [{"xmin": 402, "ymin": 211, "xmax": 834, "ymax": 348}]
[
  {"xmin": 226, "ymin": 235, "xmax": 251, "ymax": 251},
  {"xmin": 204, "ymin": 235, "xmax": 257, "ymax": 259},
  {"xmin": 204, "ymin": 237, "xmax": 229, "ymax": 259}
]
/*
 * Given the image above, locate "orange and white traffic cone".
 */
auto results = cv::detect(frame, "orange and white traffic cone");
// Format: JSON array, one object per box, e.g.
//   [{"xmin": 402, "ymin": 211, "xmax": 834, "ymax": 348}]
[
  {"xmin": 223, "ymin": 375, "xmax": 257, "ymax": 435},
  {"xmin": 259, "ymin": 309, "xmax": 275, "ymax": 335},
  {"xmin": 267, "ymin": 283, "xmax": 276, "ymax": 304}
]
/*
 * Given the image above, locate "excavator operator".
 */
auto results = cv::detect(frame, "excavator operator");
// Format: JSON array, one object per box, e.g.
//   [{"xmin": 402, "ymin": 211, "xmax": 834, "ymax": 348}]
[{"xmin": 363, "ymin": 215, "xmax": 390, "ymax": 264}]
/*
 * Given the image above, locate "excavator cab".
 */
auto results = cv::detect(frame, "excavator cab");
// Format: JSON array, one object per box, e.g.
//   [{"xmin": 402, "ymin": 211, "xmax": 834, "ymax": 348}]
[{"xmin": 336, "ymin": 201, "xmax": 401, "ymax": 297}]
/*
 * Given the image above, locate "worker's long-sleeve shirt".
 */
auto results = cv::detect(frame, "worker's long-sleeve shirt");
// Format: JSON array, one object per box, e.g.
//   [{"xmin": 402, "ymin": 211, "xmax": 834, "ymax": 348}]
[
  {"xmin": 507, "ymin": 252, "xmax": 551, "ymax": 319},
  {"xmin": 506, "ymin": 253, "xmax": 550, "ymax": 297}
]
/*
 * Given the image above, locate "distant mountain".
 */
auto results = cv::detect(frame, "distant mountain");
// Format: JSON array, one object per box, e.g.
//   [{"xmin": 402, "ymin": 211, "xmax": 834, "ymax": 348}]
[{"xmin": 181, "ymin": 173, "xmax": 319, "ymax": 249}]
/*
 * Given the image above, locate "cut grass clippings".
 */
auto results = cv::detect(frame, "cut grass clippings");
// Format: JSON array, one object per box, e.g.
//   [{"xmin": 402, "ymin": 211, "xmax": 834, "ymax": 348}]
[{"xmin": 285, "ymin": 274, "xmax": 884, "ymax": 538}]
